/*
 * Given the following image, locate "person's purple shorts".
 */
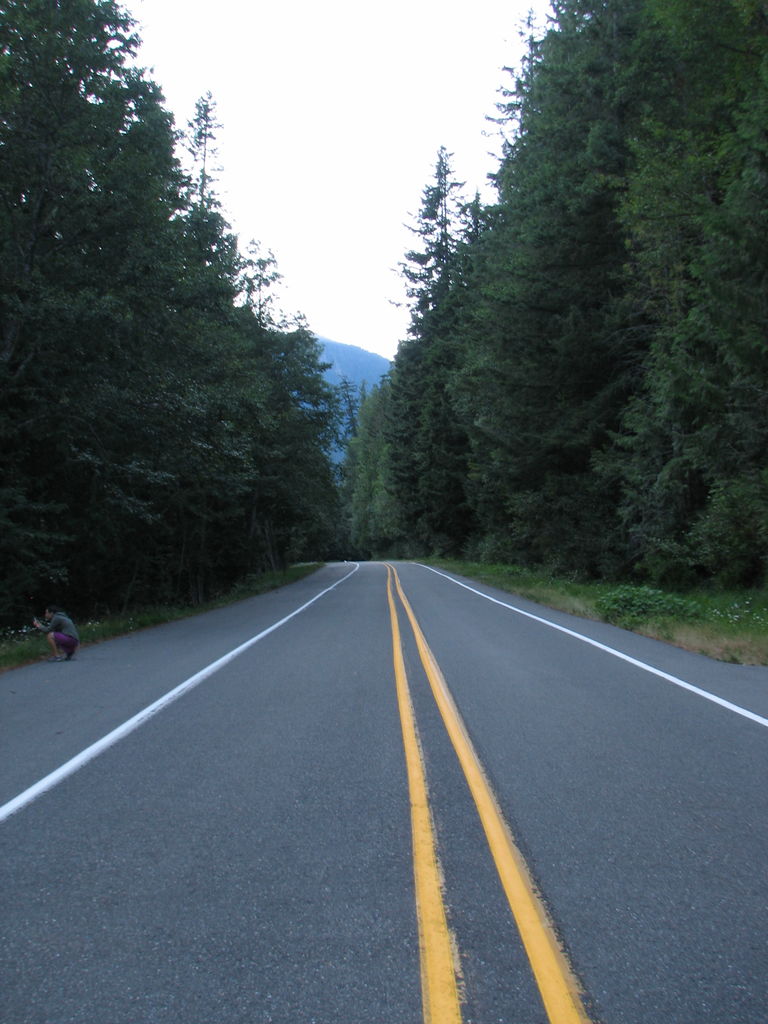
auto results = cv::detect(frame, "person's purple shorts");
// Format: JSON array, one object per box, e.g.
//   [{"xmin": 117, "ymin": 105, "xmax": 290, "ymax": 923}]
[{"xmin": 53, "ymin": 632, "xmax": 78, "ymax": 654}]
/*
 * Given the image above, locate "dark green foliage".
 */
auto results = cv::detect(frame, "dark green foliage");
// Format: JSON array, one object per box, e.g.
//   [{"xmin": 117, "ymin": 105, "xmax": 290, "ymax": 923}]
[
  {"xmin": 345, "ymin": 380, "xmax": 400, "ymax": 555},
  {"xmin": 594, "ymin": 585, "xmax": 698, "ymax": 626},
  {"xmin": 613, "ymin": 0, "xmax": 768, "ymax": 586},
  {"xmin": 457, "ymin": 0, "xmax": 646, "ymax": 577},
  {"xmin": 344, "ymin": 0, "xmax": 768, "ymax": 588},
  {"xmin": 383, "ymin": 149, "xmax": 477, "ymax": 555},
  {"xmin": 691, "ymin": 474, "xmax": 768, "ymax": 588},
  {"xmin": 0, "ymin": 0, "xmax": 341, "ymax": 625}
]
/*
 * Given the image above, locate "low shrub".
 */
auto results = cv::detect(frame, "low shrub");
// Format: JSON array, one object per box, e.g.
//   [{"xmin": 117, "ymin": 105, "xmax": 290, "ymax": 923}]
[{"xmin": 595, "ymin": 585, "xmax": 698, "ymax": 626}]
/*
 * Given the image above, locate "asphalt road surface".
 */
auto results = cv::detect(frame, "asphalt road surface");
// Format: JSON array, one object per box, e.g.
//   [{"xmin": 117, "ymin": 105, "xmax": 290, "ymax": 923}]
[{"xmin": 2, "ymin": 561, "xmax": 766, "ymax": 1024}]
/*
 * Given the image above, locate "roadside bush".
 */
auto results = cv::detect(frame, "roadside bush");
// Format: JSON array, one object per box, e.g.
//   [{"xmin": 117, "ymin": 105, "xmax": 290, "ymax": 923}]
[
  {"xmin": 691, "ymin": 474, "xmax": 768, "ymax": 588},
  {"xmin": 595, "ymin": 584, "xmax": 698, "ymax": 626}
]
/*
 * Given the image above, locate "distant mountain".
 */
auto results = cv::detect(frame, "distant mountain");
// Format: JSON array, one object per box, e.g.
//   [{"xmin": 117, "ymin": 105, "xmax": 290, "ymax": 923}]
[{"xmin": 317, "ymin": 337, "xmax": 390, "ymax": 392}]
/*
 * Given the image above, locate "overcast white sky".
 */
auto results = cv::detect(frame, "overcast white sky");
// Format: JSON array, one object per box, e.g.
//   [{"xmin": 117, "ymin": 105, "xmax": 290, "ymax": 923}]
[{"xmin": 130, "ymin": 0, "xmax": 550, "ymax": 359}]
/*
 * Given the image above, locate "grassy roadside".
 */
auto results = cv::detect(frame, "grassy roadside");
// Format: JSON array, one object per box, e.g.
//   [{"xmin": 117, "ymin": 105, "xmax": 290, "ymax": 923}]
[
  {"xmin": 0, "ymin": 564, "xmax": 323, "ymax": 674},
  {"xmin": 426, "ymin": 559, "xmax": 768, "ymax": 666}
]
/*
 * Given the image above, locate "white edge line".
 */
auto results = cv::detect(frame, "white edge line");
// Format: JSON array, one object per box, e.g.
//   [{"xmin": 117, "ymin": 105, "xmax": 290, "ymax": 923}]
[
  {"xmin": 418, "ymin": 564, "xmax": 768, "ymax": 731},
  {"xmin": 0, "ymin": 563, "xmax": 360, "ymax": 825}
]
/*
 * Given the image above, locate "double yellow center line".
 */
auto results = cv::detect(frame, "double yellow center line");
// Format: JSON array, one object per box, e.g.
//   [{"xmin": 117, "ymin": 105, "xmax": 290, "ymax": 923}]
[{"xmin": 386, "ymin": 564, "xmax": 591, "ymax": 1024}]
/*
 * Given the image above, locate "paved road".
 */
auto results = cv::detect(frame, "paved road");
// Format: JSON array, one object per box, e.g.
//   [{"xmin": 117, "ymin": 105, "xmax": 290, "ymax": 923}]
[{"xmin": 2, "ymin": 562, "xmax": 766, "ymax": 1023}]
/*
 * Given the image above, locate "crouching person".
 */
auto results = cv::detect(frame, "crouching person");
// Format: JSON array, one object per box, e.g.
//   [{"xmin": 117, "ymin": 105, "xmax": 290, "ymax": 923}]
[{"xmin": 33, "ymin": 605, "xmax": 80, "ymax": 662}]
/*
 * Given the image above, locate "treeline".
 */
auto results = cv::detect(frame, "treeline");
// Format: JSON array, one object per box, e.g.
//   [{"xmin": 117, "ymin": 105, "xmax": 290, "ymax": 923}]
[
  {"xmin": 346, "ymin": 0, "xmax": 768, "ymax": 589},
  {"xmin": 1, "ymin": 0, "xmax": 341, "ymax": 626}
]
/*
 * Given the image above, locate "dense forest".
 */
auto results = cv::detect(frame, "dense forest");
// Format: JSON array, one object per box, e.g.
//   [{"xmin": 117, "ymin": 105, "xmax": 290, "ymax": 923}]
[
  {"xmin": 0, "ymin": 0, "xmax": 343, "ymax": 626},
  {"xmin": 346, "ymin": 0, "xmax": 768, "ymax": 590},
  {"xmin": 3, "ymin": 0, "xmax": 767, "ymax": 630}
]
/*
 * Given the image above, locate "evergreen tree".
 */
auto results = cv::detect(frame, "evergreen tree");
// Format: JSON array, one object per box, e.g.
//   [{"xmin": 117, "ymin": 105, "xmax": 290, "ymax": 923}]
[
  {"xmin": 348, "ymin": 0, "xmax": 768, "ymax": 587},
  {"xmin": 615, "ymin": 0, "xmax": 768, "ymax": 585},
  {"xmin": 239, "ymin": 241, "xmax": 283, "ymax": 328},
  {"xmin": 0, "ymin": 4, "xmax": 342, "ymax": 623},
  {"xmin": 0, "ymin": 0, "xmax": 184, "ymax": 618},
  {"xmin": 387, "ymin": 148, "xmax": 476, "ymax": 554},
  {"xmin": 456, "ymin": 0, "xmax": 645, "ymax": 574},
  {"xmin": 346, "ymin": 380, "xmax": 400, "ymax": 555}
]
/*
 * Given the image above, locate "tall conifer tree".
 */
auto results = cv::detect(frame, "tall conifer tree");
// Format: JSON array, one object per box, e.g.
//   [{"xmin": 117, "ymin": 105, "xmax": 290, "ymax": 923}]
[
  {"xmin": 387, "ymin": 148, "xmax": 476, "ymax": 554},
  {"xmin": 457, "ymin": 0, "xmax": 644, "ymax": 574},
  {"xmin": 615, "ymin": 0, "xmax": 768, "ymax": 585}
]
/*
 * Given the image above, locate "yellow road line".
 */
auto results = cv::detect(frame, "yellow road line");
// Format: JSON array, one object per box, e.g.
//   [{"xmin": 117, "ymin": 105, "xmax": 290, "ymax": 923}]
[
  {"xmin": 386, "ymin": 566, "xmax": 463, "ymax": 1024},
  {"xmin": 391, "ymin": 565, "xmax": 592, "ymax": 1024}
]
